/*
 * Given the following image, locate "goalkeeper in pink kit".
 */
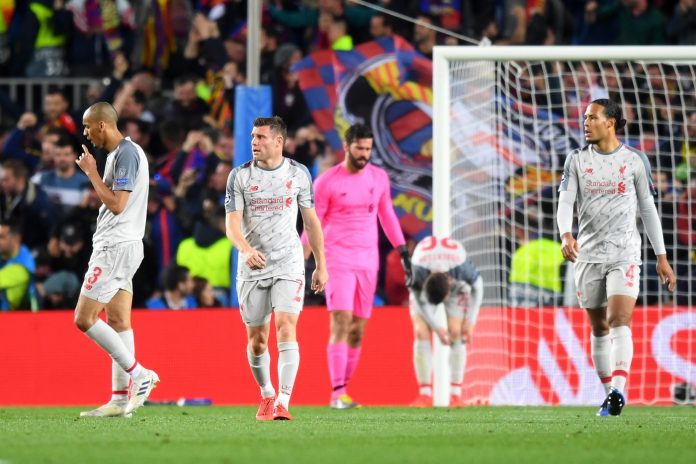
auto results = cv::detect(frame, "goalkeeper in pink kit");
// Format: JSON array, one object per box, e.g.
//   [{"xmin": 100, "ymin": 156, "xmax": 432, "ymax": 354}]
[{"xmin": 311, "ymin": 123, "xmax": 410, "ymax": 409}]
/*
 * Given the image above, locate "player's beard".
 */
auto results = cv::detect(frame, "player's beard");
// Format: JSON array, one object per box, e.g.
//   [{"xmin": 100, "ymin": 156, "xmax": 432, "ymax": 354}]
[{"xmin": 348, "ymin": 152, "xmax": 369, "ymax": 170}]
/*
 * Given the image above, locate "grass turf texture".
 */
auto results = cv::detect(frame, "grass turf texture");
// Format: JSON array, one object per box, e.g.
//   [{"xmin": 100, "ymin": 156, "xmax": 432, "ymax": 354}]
[{"xmin": 0, "ymin": 406, "xmax": 694, "ymax": 464}]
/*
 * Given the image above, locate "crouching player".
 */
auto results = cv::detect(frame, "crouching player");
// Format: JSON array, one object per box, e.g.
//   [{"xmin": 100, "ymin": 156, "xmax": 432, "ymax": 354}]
[{"xmin": 406, "ymin": 236, "xmax": 483, "ymax": 408}]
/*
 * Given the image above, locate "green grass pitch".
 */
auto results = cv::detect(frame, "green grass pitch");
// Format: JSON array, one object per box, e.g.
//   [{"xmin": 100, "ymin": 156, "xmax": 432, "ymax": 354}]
[{"xmin": 0, "ymin": 406, "xmax": 694, "ymax": 464}]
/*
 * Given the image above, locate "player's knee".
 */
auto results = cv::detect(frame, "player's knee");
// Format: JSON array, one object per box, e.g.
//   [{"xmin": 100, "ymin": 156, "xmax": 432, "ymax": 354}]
[
  {"xmin": 248, "ymin": 339, "xmax": 268, "ymax": 355},
  {"xmin": 74, "ymin": 312, "xmax": 96, "ymax": 332},
  {"xmin": 413, "ymin": 327, "xmax": 430, "ymax": 341},
  {"xmin": 348, "ymin": 330, "xmax": 363, "ymax": 346},
  {"xmin": 106, "ymin": 314, "xmax": 129, "ymax": 331},
  {"xmin": 607, "ymin": 315, "xmax": 630, "ymax": 329}
]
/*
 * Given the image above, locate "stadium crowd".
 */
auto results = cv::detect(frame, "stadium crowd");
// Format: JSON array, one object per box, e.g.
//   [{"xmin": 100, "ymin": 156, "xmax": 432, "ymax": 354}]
[{"xmin": 1, "ymin": 0, "xmax": 696, "ymax": 311}]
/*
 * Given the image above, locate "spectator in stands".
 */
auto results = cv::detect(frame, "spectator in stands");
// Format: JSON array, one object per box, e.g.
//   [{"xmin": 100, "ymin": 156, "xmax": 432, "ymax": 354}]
[
  {"xmin": 146, "ymin": 186, "xmax": 183, "ymax": 279},
  {"xmin": 268, "ymin": 0, "xmax": 373, "ymax": 52},
  {"xmin": 413, "ymin": 13, "xmax": 438, "ymax": 59},
  {"xmin": 176, "ymin": 204, "xmax": 231, "ymax": 306},
  {"xmin": 38, "ymin": 269, "xmax": 80, "ymax": 309},
  {"xmin": 0, "ymin": 219, "xmax": 38, "ymax": 311},
  {"xmin": 260, "ymin": 25, "xmax": 280, "ymax": 85},
  {"xmin": 2, "ymin": 118, "xmax": 63, "ymax": 173},
  {"xmin": 273, "ymin": 44, "xmax": 312, "ymax": 133},
  {"xmin": 146, "ymin": 263, "xmax": 197, "ymax": 310},
  {"xmin": 642, "ymin": 170, "xmax": 679, "ymax": 304},
  {"xmin": 165, "ymin": 76, "xmax": 210, "ymax": 131},
  {"xmin": 284, "ymin": 126, "xmax": 325, "ymax": 177},
  {"xmin": 369, "ymin": 13, "xmax": 394, "ymax": 39},
  {"xmin": 182, "ymin": 12, "xmax": 227, "ymax": 75},
  {"xmin": 11, "ymin": 0, "xmax": 73, "ymax": 77},
  {"xmin": 192, "ymin": 275, "xmax": 222, "ymax": 308},
  {"xmin": 328, "ymin": 14, "xmax": 353, "ymax": 51},
  {"xmin": 508, "ymin": 221, "xmax": 566, "ymax": 308},
  {"xmin": 0, "ymin": 159, "xmax": 57, "ymax": 250},
  {"xmin": 584, "ymin": 0, "xmax": 666, "ymax": 45},
  {"xmin": 672, "ymin": 111, "xmax": 696, "ymax": 183},
  {"xmin": 31, "ymin": 131, "xmax": 88, "ymax": 217},
  {"xmin": 46, "ymin": 222, "xmax": 91, "ymax": 281},
  {"xmin": 114, "ymin": 87, "xmax": 156, "ymax": 124},
  {"xmin": 66, "ymin": 0, "xmax": 135, "ymax": 77},
  {"xmin": 119, "ymin": 118, "xmax": 156, "ymax": 159},
  {"xmin": 667, "ymin": 0, "xmax": 696, "ymax": 45},
  {"xmin": 492, "ymin": 0, "xmax": 527, "ymax": 45}
]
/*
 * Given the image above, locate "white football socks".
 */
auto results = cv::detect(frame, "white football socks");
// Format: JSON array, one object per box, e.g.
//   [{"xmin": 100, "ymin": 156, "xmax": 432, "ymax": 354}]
[
  {"xmin": 449, "ymin": 341, "xmax": 466, "ymax": 397},
  {"xmin": 590, "ymin": 333, "xmax": 612, "ymax": 395},
  {"xmin": 277, "ymin": 342, "xmax": 300, "ymax": 409},
  {"xmin": 413, "ymin": 339, "xmax": 432, "ymax": 395},
  {"xmin": 111, "ymin": 329, "xmax": 135, "ymax": 403},
  {"xmin": 85, "ymin": 320, "xmax": 141, "ymax": 378},
  {"xmin": 247, "ymin": 347, "xmax": 275, "ymax": 399},
  {"xmin": 610, "ymin": 326, "xmax": 633, "ymax": 393}
]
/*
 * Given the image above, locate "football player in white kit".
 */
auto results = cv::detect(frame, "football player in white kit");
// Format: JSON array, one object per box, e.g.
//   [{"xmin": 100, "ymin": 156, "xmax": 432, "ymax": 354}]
[
  {"xmin": 406, "ymin": 236, "xmax": 483, "ymax": 408},
  {"xmin": 75, "ymin": 102, "xmax": 159, "ymax": 418},
  {"xmin": 225, "ymin": 116, "xmax": 328, "ymax": 420},
  {"xmin": 557, "ymin": 98, "xmax": 676, "ymax": 416}
]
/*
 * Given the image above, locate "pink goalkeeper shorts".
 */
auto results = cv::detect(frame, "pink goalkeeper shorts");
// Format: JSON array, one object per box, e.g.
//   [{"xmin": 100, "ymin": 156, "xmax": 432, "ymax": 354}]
[{"xmin": 325, "ymin": 268, "xmax": 378, "ymax": 319}]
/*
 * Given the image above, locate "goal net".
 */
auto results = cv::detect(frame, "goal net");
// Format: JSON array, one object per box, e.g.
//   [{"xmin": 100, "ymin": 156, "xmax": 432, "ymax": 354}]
[{"xmin": 432, "ymin": 46, "xmax": 696, "ymax": 406}]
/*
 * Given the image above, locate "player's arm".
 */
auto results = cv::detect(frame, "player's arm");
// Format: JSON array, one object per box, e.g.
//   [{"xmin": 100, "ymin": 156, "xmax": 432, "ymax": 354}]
[
  {"xmin": 450, "ymin": 262, "xmax": 483, "ymax": 325},
  {"xmin": 301, "ymin": 175, "xmax": 329, "ymax": 259},
  {"xmin": 223, "ymin": 167, "xmax": 265, "ymax": 269},
  {"xmin": 635, "ymin": 155, "xmax": 676, "ymax": 292},
  {"xmin": 225, "ymin": 210, "xmax": 266, "ymax": 269},
  {"xmin": 557, "ymin": 151, "xmax": 579, "ymax": 262},
  {"xmin": 300, "ymin": 206, "xmax": 328, "ymax": 293},
  {"xmin": 376, "ymin": 173, "xmax": 412, "ymax": 280},
  {"xmin": 76, "ymin": 144, "xmax": 130, "ymax": 214}
]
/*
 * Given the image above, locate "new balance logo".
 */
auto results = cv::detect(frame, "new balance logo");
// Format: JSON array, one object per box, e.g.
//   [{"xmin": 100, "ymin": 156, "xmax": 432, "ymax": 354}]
[
  {"xmin": 249, "ymin": 185, "xmax": 259, "ymax": 191},
  {"xmin": 584, "ymin": 168, "xmax": 593, "ymax": 174}
]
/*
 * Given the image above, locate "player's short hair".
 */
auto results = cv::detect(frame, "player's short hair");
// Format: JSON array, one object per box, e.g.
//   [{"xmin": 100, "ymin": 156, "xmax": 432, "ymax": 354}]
[
  {"xmin": 344, "ymin": 123, "xmax": 373, "ymax": 145},
  {"xmin": 591, "ymin": 98, "xmax": 627, "ymax": 133},
  {"xmin": 85, "ymin": 102, "xmax": 119, "ymax": 126},
  {"xmin": 424, "ymin": 272, "xmax": 450, "ymax": 305},
  {"xmin": 253, "ymin": 116, "xmax": 287, "ymax": 143},
  {"xmin": 163, "ymin": 264, "xmax": 190, "ymax": 292}
]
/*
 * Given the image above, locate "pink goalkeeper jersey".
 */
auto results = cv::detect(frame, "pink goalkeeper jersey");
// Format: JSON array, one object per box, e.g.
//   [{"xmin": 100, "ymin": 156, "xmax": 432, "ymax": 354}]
[{"xmin": 314, "ymin": 163, "xmax": 405, "ymax": 271}]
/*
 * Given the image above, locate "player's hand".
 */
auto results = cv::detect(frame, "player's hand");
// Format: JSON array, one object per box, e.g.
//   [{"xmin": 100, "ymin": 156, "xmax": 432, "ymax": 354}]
[
  {"xmin": 398, "ymin": 244, "xmax": 414, "ymax": 287},
  {"xmin": 311, "ymin": 267, "xmax": 328, "ymax": 294},
  {"xmin": 561, "ymin": 233, "xmax": 580, "ymax": 263},
  {"xmin": 244, "ymin": 248, "xmax": 266, "ymax": 270},
  {"xmin": 76, "ymin": 144, "xmax": 98, "ymax": 177},
  {"xmin": 435, "ymin": 328, "xmax": 450, "ymax": 346},
  {"xmin": 656, "ymin": 255, "xmax": 676, "ymax": 292}
]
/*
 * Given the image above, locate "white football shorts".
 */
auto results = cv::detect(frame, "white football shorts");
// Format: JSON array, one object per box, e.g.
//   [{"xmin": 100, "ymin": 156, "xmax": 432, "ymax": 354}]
[
  {"xmin": 574, "ymin": 261, "xmax": 641, "ymax": 309},
  {"xmin": 236, "ymin": 274, "xmax": 305, "ymax": 327},
  {"xmin": 81, "ymin": 240, "xmax": 144, "ymax": 304}
]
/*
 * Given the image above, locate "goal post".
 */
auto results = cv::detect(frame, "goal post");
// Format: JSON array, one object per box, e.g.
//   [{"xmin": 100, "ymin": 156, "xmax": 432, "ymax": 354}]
[{"xmin": 432, "ymin": 45, "xmax": 696, "ymax": 406}]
